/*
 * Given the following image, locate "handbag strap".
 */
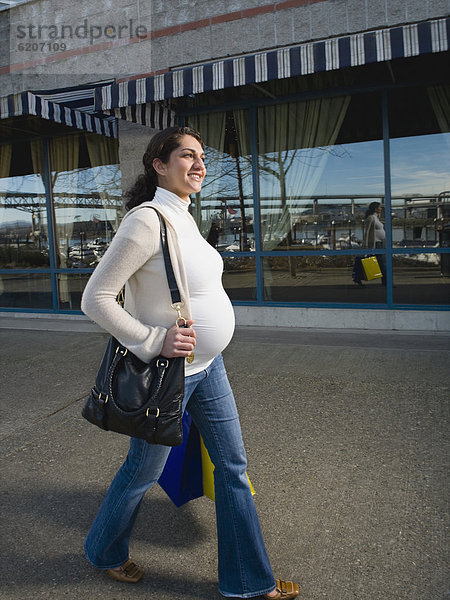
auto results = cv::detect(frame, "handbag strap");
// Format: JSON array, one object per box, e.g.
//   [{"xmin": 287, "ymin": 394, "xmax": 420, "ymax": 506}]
[{"xmin": 153, "ymin": 209, "xmax": 182, "ymax": 306}]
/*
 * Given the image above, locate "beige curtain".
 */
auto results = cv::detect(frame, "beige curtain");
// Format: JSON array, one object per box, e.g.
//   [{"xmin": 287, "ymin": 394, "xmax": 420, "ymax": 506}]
[
  {"xmin": 428, "ymin": 85, "xmax": 450, "ymax": 134},
  {"xmin": 231, "ymin": 109, "xmax": 252, "ymax": 250},
  {"xmin": 85, "ymin": 133, "xmax": 121, "ymax": 238},
  {"xmin": 0, "ymin": 143, "xmax": 12, "ymax": 178},
  {"xmin": 0, "ymin": 144, "xmax": 12, "ymax": 292},
  {"xmin": 189, "ymin": 112, "xmax": 227, "ymax": 236},
  {"xmin": 30, "ymin": 140, "xmax": 44, "ymax": 181},
  {"xmin": 50, "ymin": 135, "xmax": 80, "ymax": 303},
  {"xmin": 258, "ymin": 95, "xmax": 350, "ymax": 250}
]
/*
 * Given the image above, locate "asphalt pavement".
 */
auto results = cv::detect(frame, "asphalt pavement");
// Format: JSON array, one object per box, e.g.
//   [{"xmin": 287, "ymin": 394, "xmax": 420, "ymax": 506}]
[{"xmin": 0, "ymin": 320, "xmax": 449, "ymax": 600}]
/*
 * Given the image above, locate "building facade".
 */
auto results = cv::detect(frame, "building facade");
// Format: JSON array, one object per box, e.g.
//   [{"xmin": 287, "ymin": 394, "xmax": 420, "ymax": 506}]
[{"xmin": 1, "ymin": 0, "xmax": 449, "ymax": 329}]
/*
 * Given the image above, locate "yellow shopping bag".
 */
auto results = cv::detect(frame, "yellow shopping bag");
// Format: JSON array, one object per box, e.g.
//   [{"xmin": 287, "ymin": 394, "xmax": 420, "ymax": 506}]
[
  {"xmin": 159, "ymin": 413, "xmax": 255, "ymax": 506},
  {"xmin": 361, "ymin": 255, "xmax": 382, "ymax": 280},
  {"xmin": 200, "ymin": 436, "xmax": 255, "ymax": 501}
]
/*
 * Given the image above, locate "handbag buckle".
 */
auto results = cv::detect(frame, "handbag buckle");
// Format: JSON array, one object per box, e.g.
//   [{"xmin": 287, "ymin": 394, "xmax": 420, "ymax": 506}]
[
  {"xmin": 115, "ymin": 346, "xmax": 128, "ymax": 356},
  {"xmin": 172, "ymin": 302, "xmax": 186, "ymax": 325},
  {"xmin": 146, "ymin": 407, "xmax": 160, "ymax": 418},
  {"xmin": 172, "ymin": 303, "xmax": 194, "ymax": 364}
]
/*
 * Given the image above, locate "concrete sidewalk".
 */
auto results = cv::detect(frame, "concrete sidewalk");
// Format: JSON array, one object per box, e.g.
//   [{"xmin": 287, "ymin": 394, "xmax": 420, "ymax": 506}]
[{"xmin": 0, "ymin": 325, "xmax": 449, "ymax": 600}]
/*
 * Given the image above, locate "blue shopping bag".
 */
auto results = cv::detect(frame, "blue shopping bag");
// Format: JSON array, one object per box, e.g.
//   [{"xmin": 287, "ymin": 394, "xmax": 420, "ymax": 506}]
[
  {"xmin": 158, "ymin": 411, "xmax": 255, "ymax": 507},
  {"xmin": 158, "ymin": 411, "xmax": 203, "ymax": 507}
]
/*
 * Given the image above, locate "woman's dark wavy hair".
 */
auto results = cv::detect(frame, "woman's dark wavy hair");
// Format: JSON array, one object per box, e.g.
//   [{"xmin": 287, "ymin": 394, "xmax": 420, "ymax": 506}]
[
  {"xmin": 365, "ymin": 201, "xmax": 381, "ymax": 218},
  {"xmin": 124, "ymin": 126, "xmax": 204, "ymax": 211}
]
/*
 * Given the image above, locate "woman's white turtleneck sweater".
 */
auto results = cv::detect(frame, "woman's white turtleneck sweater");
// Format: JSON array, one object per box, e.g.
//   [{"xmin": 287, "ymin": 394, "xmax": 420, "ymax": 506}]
[{"xmin": 81, "ymin": 187, "xmax": 235, "ymax": 376}]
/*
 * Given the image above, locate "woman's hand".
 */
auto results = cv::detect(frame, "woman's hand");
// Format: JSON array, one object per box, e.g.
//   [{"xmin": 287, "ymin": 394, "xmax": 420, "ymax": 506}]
[{"xmin": 160, "ymin": 319, "xmax": 196, "ymax": 358}]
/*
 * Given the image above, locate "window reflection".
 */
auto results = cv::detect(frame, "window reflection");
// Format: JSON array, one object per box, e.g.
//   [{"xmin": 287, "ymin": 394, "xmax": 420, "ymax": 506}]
[
  {"xmin": 51, "ymin": 133, "xmax": 121, "ymax": 269},
  {"xmin": 57, "ymin": 273, "xmax": 90, "ymax": 310},
  {"xmin": 393, "ymin": 254, "xmax": 450, "ymax": 305},
  {"xmin": 263, "ymin": 256, "xmax": 386, "ymax": 303},
  {"xmin": 257, "ymin": 93, "xmax": 384, "ymax": 251},
  {"xmin": 222, "ymin": 256, "xmax": 256, "ymax": 301},
  {"xmin": 0, "ymin": 272, "xmax": 52, "ymax": 309},
  {"xmin": 0, "ymin": 139, "xmax": 50, "ymax": 268},
  {"xmin": 189, "ymin": 111, "xmax": 255, "ymax": 252},
  {"xmin": 390, "ymin": 85, "xmax": 450, "ymax": 249}
]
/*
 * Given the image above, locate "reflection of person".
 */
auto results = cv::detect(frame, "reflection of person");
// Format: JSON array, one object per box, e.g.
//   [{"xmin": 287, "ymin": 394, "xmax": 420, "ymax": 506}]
[
  {"xmin": 364, "ymin": 201, "xmax": 386, "ymax": 285},
  {"xmin": 81, "ymin": 127, "xmax": 299, "ymax": 600},
  {"xmin": 207, "ymin": 221, "xmax": 219, "ymax": 248}
]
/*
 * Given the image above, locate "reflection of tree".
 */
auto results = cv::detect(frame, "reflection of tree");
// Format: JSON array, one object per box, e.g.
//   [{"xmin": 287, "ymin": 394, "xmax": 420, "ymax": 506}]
[{"xmin": 229, "ymin": 143, "xmax": 250, "ymax": 251}]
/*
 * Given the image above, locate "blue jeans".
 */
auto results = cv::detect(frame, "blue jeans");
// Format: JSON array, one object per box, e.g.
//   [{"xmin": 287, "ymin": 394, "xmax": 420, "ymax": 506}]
[{"xmin": 84, "ymin": 354, "xmax": 276, "ymax": 598}]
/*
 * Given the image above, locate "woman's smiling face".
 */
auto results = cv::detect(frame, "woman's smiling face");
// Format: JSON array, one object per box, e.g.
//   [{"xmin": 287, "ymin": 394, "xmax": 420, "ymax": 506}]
[{"xmin": 153, "ymin": 134, "xmax": 206, "ymax": 201}]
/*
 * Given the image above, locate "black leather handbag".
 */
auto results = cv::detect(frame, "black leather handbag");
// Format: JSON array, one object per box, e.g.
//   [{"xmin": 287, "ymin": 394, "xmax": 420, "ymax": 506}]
[{"xmin": 82, "ymin": 210, "xmax": 186, "ymax": 446}]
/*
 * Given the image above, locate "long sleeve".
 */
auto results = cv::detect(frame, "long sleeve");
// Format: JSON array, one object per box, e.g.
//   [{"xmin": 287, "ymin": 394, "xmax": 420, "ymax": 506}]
[
  {"xmin": 81, "ymin": 208, "xmax": 168, "ymax": 362},
  {"xmin": 364, "ymin": 215, "xmax": 376, "ymax": 249}
]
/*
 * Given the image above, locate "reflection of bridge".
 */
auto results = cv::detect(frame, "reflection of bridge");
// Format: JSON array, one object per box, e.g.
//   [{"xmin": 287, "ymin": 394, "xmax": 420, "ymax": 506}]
[
  {"xmin": 198, "ymin": 193, "xmax": 450, "ymax": 221},
  {"xmin": 1, "ymin": 191, "xmax": 123, "ymax": 211}
]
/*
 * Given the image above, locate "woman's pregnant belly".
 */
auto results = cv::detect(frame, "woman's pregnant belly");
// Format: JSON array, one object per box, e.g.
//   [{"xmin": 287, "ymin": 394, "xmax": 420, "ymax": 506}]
[{"xmin": 185, "ymin": 287, "xmax": 235, "ymax": 376}]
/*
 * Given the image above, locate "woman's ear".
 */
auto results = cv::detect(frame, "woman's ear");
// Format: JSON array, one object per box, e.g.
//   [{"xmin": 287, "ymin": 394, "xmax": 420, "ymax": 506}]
[{"xmin": 152, "ymin": 158, "xmax": 166, "ymax": 177}]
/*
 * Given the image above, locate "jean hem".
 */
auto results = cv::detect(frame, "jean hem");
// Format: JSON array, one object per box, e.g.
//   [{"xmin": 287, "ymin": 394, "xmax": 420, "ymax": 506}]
[
  {"xmin": 219, "ymin": 582, "xmax": 277, "ymax": 598},
  {"xmin": 84, "ymin": 541, "xmax": 129, "ymax": 570}
]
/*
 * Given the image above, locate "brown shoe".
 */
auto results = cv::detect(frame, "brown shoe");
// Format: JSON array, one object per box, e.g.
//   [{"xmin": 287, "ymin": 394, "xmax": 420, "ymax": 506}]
[
  {"xmin": 263, "ymin": 579, "xmax": 300, "ymax": 599},
  {"xmin": 106, "ymin": 559, "xmax": 143, "ymax": 583}
]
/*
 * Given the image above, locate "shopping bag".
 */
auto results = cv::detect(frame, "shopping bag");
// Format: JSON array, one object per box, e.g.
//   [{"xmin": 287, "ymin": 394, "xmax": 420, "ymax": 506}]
[
  {"xmin": 158, "ymin": 411, "xmax": 203, "ymax": 507},
  {"xmin": 200, "ymin": 436, "xmax": 255, "ymax": 501},
  {"xmin": 361, "ymin": 256, "xmax": 382, "ymax": 280},
  {"xmin": 352, "ymin": 256, "xmax": 364, "ymax": 284},
  {"xmin": 158, "ymin": 412, "xmax": 255, "ymax": 506}
]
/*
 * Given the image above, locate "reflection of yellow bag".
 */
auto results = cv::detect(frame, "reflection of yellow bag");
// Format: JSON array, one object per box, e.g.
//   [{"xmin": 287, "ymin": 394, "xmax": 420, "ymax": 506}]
[
  {"xmin": 361, "ymin": 256, "xmax": 382, "ymax": 281},
  {"xmin": 200, "ymin": 437, "xmax": 255, "ymax": 501}
]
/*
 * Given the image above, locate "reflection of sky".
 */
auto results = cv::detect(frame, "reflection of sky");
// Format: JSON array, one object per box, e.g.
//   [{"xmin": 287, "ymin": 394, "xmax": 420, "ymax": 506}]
[
  {"xmin": 391, "ymin": 133, "xmax": 450, "ymax": 195},
  {"xmin": 302, "ymin": 141, "xmax": 384, "ymax": 197},
  {"xmin": 202, "ymin": 133, "xmax": 449, "ymax": 206}
]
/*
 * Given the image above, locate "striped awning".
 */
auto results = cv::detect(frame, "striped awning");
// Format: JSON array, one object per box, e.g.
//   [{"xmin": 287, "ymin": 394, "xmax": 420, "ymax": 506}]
[
  {"xmin": 0, "ymin": 90, "xmax": 118, "ymax": 138},
  {"xmin": 108, "ymin": 103, "xmax": 176, "ymax": 129},
  {"xmin": 96, "ymin": 17, "xmax": 449, "ymax": 113},
  {"xmin": 0, "ymin": 81, "xmax": 176, "ymax": 136}
]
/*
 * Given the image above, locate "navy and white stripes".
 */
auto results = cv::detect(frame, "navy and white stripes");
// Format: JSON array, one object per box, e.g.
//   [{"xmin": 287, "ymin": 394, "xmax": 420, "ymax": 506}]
[
  {"xmin": 109, "ymin": 103, "xmax": 175, "ymax": 129},
  {"xmin": 96, "ymin": 17, "xmax": 449, "ymax": 112},
  {"xmin": 0, "ymin": 91, "xmax": 118, "ymax": 138}
]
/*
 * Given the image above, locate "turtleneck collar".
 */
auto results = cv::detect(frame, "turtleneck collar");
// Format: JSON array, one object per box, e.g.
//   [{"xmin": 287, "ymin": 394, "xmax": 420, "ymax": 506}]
[{"xmin": 152, "ymin": 186, "xmax": 191, "ymax": 215}]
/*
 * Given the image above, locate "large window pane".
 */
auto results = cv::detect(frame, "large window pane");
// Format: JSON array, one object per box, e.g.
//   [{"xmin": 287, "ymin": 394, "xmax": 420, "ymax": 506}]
[
  {"xmin": 188, "ymin": 111, "xmax": 254, "ymax": 252},
  {"xmin": 222, "ymin": 256, "xmax": 256, "ymax": 301},
  {"xmin": 257, "ymin": 93, "xmax": 384, "ymax": 251},
  {"xmin": 0, "ymin": 139, "xmax": 50, "ymax": 268},
  {"xmin": 389, "ymin": 85, "xmax": 450, "ymax": 249},
  {"xmin": 57, "ymin": 273, "xmax": 90, "ymax": 310},
  {"xmin": 393, "ymin": 254, "xmax": 450, "ymax": 305},
  {"xmin": 51, "ymin": 133, "xmax": 121, "ymax": 269},
  {"xmin": 263, "ymin": 256, "xmax": 386, "ymax": 304},
  {"xmin": 0, "ymin": 272, "xmax": 52, "ymax": 308}
]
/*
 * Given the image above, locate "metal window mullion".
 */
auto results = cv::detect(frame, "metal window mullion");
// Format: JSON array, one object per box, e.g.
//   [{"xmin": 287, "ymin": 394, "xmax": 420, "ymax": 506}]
[
  {"xmin": 42, "ymin": 137, "xmax": 59, "ymax": 311},
  {"xmin": 249, "ymin": 106, "xmax": 264, "ymax": 304},
  {"xmin": 382, "ymin": 90, "xmax": 393, "ymax": 308}
]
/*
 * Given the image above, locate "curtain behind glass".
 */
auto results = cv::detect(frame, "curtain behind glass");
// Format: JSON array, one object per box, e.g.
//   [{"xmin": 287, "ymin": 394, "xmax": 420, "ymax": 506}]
[
  {"xmin": 189, "ymin": 112, "xmax": 226, "ymax": 236},
  {"xmin": 50, "ymin": 135, "xmax": 80, "ymax": 303},
  {"xmin": 85, "ymin": 133, "xmax": 121, "ymax": 237},
  {"xmin": 0, "ymin": 144, "xmax": 12, "ymax": 293},
  {"xmin": 258, "ymin": 96, "xmax": 350, "ymax": 250},
  {"xmin": 232, "ymin": 109, "xmax": 253, "ymax": 250},
  {"xmin": 0, "ymin": 143, "xmax": 12, "ymax": 178},
  {"xmin": 50, "ymin": 135, "xmax": 80, "ymax": 268},
  {"xmin": 428, "ymin": 85, "xmax": 450, "ymax": 134}
]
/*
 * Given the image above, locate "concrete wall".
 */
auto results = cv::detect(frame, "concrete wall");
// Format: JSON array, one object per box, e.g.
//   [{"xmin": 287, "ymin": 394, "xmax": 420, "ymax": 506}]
[
  {"xmin": 118, "ymin": 119, "xmax": 156, "ymax": 198},
  {"xmin": 234, "ymin": 306, "xmax": 450, "ymax": 332},
  {"xmin": 1, "ymin": 307, "xmax": 449, "ymax": 332},
  {"xmin": 2, "ymin": 0, "xmax": 449, "ymax": 94}
]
